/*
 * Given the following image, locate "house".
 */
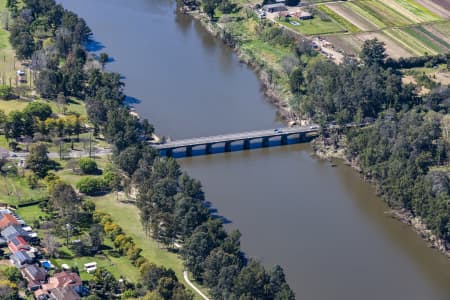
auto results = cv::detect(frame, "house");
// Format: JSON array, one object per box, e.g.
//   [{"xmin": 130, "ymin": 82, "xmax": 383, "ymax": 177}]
[
  {"xmin": 292, "ymin": 10, "xmax": 313, "ymax": 20},
  {"xmin": 2, "ymin": 224, "xmax": 30, "ymax": 242},
  {"xmin": 10, "ymin": 251, "xmax": 33, "ymax": 267},
  {"xmin": 50, "ymin": 287, "xmax": 81, "ymax": 300},
  {"xmin": 8, "ymin": 236, "xmax": 31, "ymax": 253},
  {"xmin": 40, "ymin": 271, "xmax": 82, "ymax": 292},
  {"xmin": 20, "ymin": 265, "xmax": 47, "ymax": 288},
  {"xmin": 0, "ymin": 213, "xmax": 19, "ymax": 229},
  {"xmin": 263, "ymin": 3, "xmax": 287, "ymax": 13}
]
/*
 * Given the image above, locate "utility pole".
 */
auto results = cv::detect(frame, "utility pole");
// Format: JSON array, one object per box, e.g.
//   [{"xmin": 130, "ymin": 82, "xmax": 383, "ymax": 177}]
[{"xmin": 89, "ymin": 130, "xmax": 92, "ymax": 158}]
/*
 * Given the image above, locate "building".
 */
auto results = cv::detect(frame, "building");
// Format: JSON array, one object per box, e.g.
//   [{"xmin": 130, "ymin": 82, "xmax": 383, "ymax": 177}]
[
  {"xmin": 2, "ymin": 224, "xmax": 30, "ymax": 242},
  {"xmin": 292, "ymin": 10, "xmax": 313, "ymax": 20},
  {"xmin": 10, "ymin": 251, "xmax": 33, "ymax": 267},
  {"xmin": 8, "ymin": 236, "xmax": 31, "ymax": 253},
  {"xmin": 41, "ymin": 271, "xmax": 82, "ymax": 292},
  {"xmin": 22, "ymin": 264, "xmax": 47, "ymax": 282},
  {"xmin": 263, "ymin": 3, "xmax": 287, "ymax": 13},
  {"xmin": 50, "ymin": 287, "xmax": 81, "ymax": 300},
  {"xmin": 0, "ymin": 213, "xmax": 19, "ymax": 229}
]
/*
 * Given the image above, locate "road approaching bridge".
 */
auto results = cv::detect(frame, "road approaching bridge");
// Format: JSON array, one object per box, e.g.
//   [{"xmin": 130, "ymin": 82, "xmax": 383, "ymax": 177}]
[{"xmin": 153, "ymin": 125, "xmax": 320, "ymax": 157}]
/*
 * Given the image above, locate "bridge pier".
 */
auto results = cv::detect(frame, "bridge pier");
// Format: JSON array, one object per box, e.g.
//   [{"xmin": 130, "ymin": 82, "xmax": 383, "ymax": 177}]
[
  {"xmin": 262, "ymin": 137, "xmax": 269, "ymax": 147},
  {"xmin": 298, "ymin": 132, "xmax": 306, "ymax": 142},
  {"xmin": 186, "ymin": 146, "xmax": 192, "ymax": 157},
  {"xmin": 243, "ymin": 139, "xmax": 250, "ymax": 150},
  {"xmin": 281, "ymin": 135, "xmax": 288, "ymax": 145},
  {"xmin": 205, "ymin": 144, "xmax": 213, "ymax": 155},
  {"xmin": 224, "ymin": 142, "xmax": 232, "ymax": 152}
]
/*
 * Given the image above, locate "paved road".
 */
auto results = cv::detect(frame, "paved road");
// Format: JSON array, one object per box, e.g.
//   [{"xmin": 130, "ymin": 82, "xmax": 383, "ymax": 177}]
[
  {"xmin": 5, "ymin": 148, "xmax": 112, "ymax": 160},
  {"xmin": 154, "ymin": 125, "xmax": 319, "ymax": 150},
  {"xmin": 183, "ymin": 271, "xmax": 210, "ymax": 300}
]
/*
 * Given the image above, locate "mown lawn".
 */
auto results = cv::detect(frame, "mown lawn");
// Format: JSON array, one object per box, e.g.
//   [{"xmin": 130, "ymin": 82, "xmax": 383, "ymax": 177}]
[
  {"xmin": 0, "ymin": 176, "xmax": 47, "ymax": 206},
  {"xmin": 16, "ymin": 204, "xmax": 48, "ymax": 224},
  {"xmin": 279, "ymin": 17, "xmax": 346, "ymax": 35},
  {"xmin": 92, "ymin": 194, "xmax": 204, "ymax": 299}
]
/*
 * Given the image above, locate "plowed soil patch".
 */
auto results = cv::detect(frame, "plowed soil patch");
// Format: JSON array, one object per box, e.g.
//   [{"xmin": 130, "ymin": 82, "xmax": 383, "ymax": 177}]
[{"xmin": 326, "ymin": 3, "xmax": 379, "ymax": 31}]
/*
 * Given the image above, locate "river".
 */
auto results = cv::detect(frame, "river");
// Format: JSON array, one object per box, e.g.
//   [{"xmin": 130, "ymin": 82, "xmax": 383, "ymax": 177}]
[{"xmin": 59, "ymin": 0, "xmax": 450, "ymax": 299}]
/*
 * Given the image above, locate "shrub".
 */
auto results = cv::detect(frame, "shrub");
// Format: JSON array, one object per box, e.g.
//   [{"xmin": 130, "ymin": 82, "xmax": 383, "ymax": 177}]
[
  {"xmin": 79, "ymin": 158, "xmax": 98, "ymax": 174},
  {"xmin": 76, "ymin": 177, "xmax": 108, "ymax": 195},
  {"xmin": 0, "ymin": 85, "xmax": 15, "ymax": 100}
]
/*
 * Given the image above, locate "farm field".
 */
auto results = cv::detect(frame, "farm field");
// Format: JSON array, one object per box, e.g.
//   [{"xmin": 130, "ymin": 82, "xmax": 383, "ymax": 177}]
[
  {"xmin": 413, "ymin": 0, "xmax": 450, "ymax": 18},
  {"xmin": 325, "ymin": 2, "xmax": 379, "ymax": 31},
  {"xmin": 314, "ymin": 0, "xmax": 450, "ymax": 59}
]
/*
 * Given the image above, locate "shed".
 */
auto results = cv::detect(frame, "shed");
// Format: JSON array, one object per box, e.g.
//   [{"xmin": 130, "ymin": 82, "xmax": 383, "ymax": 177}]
[{"xmin": 263, "ymin": 3, "xmax": 287, "ymax": 13}]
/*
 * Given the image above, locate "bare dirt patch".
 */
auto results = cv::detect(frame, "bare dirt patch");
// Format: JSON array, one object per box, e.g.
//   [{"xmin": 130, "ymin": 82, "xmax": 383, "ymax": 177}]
[
  {"xmin": 430, "ymin": 0, "xmax": 450, "ymax": 11},
  {"xmin": 325, "ymin": 34, "xmax": 363, "ymax": 56},
  {"xmin": 434, "ymin": 69, "xmax": 450, "ymax": 85},
  {"xmin": 326, "ymin": 3, "xmax": 379, "ymax": 31},
  {"xmin": 415, "ymin": 0, "xmax": 450, "ymax": 17},
  {"xmin": 355, "ymin": 32, "xmax": 413, "ymax": 58}
]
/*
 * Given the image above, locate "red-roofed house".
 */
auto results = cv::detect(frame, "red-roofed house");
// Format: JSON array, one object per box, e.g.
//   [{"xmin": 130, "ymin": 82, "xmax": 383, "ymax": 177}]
[
  {"xmin": 40, "ymin": 271, "xmax": 81, "ymax": 291},
  {"xmin": 35, "ymin": 272, "xmax": 82, "ymax": 299},
  {"xmin": 0, "ymin": 213, "xmax": 19, "ymax": 229},
  {"xmin": 8, "ymin": 236, "xmax": 31, "ymax": 253}
]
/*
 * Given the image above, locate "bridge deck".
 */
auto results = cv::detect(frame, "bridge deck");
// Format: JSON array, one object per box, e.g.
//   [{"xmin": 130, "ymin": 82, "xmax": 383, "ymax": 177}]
[{"xmin": 153, "ymin": 126, "xmax": 318, "ymax": 150}]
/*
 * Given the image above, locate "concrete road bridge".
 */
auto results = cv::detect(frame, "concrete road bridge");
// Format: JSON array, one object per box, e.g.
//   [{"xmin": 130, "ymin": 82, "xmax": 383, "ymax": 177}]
[{"xmin": 153, "ymin": 125, "xmax": 320, "ymax": 157}]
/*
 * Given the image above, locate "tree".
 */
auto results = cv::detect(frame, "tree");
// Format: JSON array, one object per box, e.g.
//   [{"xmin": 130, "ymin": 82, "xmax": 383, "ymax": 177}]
[
  {"xmin": 289, "ymin": 67, "xmax": 304, "ymax": 93},
  {"xmin": 203, "ymin": 0, "xmax": 217, "ymax": 19},
  {"xmin": 42, "ymin": 233, "xmax": 59, "ymax": 257},
  {"xmin": 49, "ymin": 181, "xmax": 80, "ymax": 221},
  {"xmin": 23, "ymin": 102, "xmax": 52, "ymax": 121},
  {"xmin": 99, "ymin": 52, "xmax": 109, "ymax": 70},
  {"xmin": 5, "ymin": 111, "xmax": 25, "ymax": 139},
  {"xmin": 26, "ymin": 143, "xmax": 51, "ymax": 177},
  {"xmin": 3, "ymin": 267, "xmax": 22, "ymax": 283},
  {"xmin": 90, "ymin": 267, "xmax": 118, "ymax": 298},
  {"xmin": 360, "ymin": 38, "xmax": 386, "ymax": 66},
  {"xmin": 0, "ymin": 280, "xmax": 19, "ymax": 300},
  {"xmin": 89, "ymin": 224, "xmax": 104, "ymax": 253}
]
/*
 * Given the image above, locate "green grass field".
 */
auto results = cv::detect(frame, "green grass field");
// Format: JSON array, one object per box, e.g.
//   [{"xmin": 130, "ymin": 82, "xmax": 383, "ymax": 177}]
[
  {"xmin": 93, "ymin": 194, "xmax": 204, "ymax": 299},
  {"xmin": 279, "ymin": 17, "xmax": 346, "ymax": 36},
  {"xmin": 0, "ymin": 176, "xmax": 47, "ymax": 206},
  {"xmin": 317, "ymin": 4, "xmax": 361, "ymax": 33},
  {"xmin": 16, "ymin": 204, "xmax": 48, "ymax": 223}
]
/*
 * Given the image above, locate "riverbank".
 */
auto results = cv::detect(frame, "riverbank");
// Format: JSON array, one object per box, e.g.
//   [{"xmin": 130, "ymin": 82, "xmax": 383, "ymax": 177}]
[
  {"xmin": 312, "ymin": 136, "xmax": 450, "ymax": 259},
  {"xmin": 187, "ymin": 9, "xmax": 299, "ymax": 124}
]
